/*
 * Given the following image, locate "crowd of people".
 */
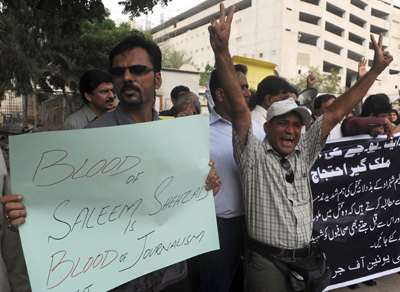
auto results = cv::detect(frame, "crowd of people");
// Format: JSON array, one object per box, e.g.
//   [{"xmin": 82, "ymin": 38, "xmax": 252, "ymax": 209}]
[{"xmin": 0, "ymin": 3, "xmax": 398, "ymax": 292}]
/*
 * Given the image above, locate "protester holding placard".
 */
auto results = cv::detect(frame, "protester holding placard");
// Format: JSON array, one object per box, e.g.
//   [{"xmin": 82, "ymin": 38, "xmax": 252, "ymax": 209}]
[
  {"xmin": 1, "ymin": 32, "xmax": 222, "ymax": 292},
  {"xmin": 208, "ymin": 3, "xmax": 393, "ymax": 291}
]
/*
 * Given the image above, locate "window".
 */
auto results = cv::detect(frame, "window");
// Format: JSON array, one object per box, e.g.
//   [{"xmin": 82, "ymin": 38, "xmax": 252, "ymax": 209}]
[
  {"xmin": 298, "ymin": 32, "xmax": 319, "ymax": 46},
  {"xmin": 299, "ymin": 12, "xmax": 321, "ymax": 25},
  {"xmin": 350, "ymin": 14, "xmax": 366, "ymax": 28},
  {"xmin": 370, "ymin": 24, "xmax": 388, "ymax": 36},
  {"xmin": 350, "ymin": 0, "xmax": 367, "ymax": 10},
  {"xmin": 323, "ymin": 61, "xmax": 341, "ymax": 74},
  {"xmin": 326, "ymin": 3, "xmax": 345, "ymax": 18},
  {"xmin": 348, "ymin": 32, "xmax": 365, "ymax": 45},
  {"xmin": 347, "ymin": 50, "xmax": 364, "ymax": 62},
  {"xmin": 325, "ymin": 22, "xmax": 344, "ymax": 37},
  {"xmin": 300, "ymin": 0, "xmax": 320, "ymax": 5},
  {"xmin": 324, "ymin": 41, "xmax": 343, "ymax": 55},
  {"xmin": 371, "ymin": 8, "xmax": 389, "ymax": 20}
]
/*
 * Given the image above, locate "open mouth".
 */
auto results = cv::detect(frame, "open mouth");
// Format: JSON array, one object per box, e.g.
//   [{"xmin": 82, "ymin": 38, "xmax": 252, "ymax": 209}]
[{"xmin": 281, "ymin": 136, "xmax": 294, "ymax": 146}]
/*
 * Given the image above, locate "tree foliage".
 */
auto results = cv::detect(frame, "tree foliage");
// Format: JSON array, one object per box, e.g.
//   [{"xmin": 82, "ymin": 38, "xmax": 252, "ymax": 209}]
[
  {"xmin": 199, "ymin": 64, "xmax": 213, "ymax": 87},
  {"xmin": 290, "ymin": 66, "xmax": 346, "ymax": 95},
  {"xmin": 0, "ymin": 0, "xmax": 106, "ymax": 97},
  {"xmin": 118, "ymin": 0, "xmax": 173, "ymax": 19},
  {"xmin": 161, "ymin": 46, "xmax": 194, "ymax": 69}
]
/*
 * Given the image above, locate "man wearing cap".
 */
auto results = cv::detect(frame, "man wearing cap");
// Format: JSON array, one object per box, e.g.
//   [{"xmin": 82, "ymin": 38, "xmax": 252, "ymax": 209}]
[{"xmin": 209, "ymin": 3, "xmax": 393, "ymax": 291}]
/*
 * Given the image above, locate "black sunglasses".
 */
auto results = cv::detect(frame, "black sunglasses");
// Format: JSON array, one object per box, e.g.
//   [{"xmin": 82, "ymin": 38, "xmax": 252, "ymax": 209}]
[
  {"xmin": 109, "ymin": 65, "xmax": 156, "ymax": 77},
  {"xmin": 280, "ymin": 158, "xmax": 294, "ymax": 183}
]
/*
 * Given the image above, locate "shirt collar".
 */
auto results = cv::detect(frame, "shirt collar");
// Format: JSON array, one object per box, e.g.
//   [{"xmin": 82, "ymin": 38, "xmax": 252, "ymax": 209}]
[
  {"xmin": 210, "ymin": 107, "xmax": 231, "ymax": 125},
  {"xmin": 83, "ymin": 104, "xmax": 98, "ymax": 122},
  {"xmin": 254, "ymin": 105, "xmax": 268, "ymax": 119},
  {"xmin": 114, "ymin": 104, "xmax": 161, "ymax": 125}
]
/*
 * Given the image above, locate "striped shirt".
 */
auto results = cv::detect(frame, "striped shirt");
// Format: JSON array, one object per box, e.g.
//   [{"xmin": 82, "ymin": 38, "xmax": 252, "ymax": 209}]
[{"xmin": 233, "ymin": 116, "xmax": 326, "ymax": 249}]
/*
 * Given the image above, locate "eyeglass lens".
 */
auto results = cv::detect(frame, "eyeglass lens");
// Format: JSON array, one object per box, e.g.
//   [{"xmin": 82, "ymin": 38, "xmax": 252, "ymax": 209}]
[{"xmin": 109, "ymin": 65, "xmax": 155, "ymax": 76}]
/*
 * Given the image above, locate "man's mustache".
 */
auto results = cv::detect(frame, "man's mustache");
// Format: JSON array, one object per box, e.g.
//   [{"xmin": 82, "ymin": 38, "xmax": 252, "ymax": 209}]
[
  {"xmin": 120, "ymin": 83, "xmax": 141, "ymax": 95},
  {"xmin": 106, "ymin": 97, "xmax": 115, "ymax": 103}
]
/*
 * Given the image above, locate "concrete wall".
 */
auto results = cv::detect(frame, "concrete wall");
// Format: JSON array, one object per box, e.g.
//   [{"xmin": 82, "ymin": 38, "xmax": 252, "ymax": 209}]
[{"xmin": 156, "ymin": 68, "xmax": 200, "ymax": 111}]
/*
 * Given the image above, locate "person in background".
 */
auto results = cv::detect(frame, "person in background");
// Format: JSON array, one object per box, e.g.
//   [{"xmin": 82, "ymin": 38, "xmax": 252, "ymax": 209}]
[
  {"xmin": 174, "ymin": 92, "xmax": 201, "ymax": 116},
  {"xmin": 389, "ymin": 109, "xmax": 400, "ymax": 126},
  {"xmin": 341, "ymin": 93, "xmax": 394, "ymax": 138},
  {"xmin": 313, "ymin": 94, "xmax": 343, "ymax": 140},
  {"xmin": 159, "ymin": 85, "xmax": 190, "ymax": 116},
  {"xmin": 62, "ymin": 69, "xmax": 115, "ymax": 130},
  {"xmin": 250, "ymin": 75, "xmax": 292, "ymax": 128}
]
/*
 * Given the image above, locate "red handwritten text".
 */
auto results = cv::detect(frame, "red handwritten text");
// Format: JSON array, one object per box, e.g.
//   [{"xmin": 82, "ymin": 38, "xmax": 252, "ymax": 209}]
[
  {"xmin": 46, "ymin": 250, "xmax": 118, "ymax": 289},
  {"xmin": 32, "ymin": 150, "xmax": 141, "ymax": 186}
]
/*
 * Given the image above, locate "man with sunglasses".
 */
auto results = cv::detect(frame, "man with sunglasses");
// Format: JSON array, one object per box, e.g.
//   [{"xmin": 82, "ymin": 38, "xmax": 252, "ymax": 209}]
[
  {"xmin": 84, "ymin": 32, "xmax": 221, "ymax": 291},
  {"xmin": 62, "ymin": 69, "xmax": 115, "ymax": 130},
  {"xmin": 1, "ymin": 32, "xmax": 221, "ymax": 292},
  {"xmin": 209, "ymin": 3, "xmax": 393, "ymax": 291}
]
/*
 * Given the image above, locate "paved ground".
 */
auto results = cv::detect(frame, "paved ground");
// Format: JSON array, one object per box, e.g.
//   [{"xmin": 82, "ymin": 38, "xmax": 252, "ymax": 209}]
[{"xmin": 330, "ymin": 273, "xmax": 400, "ymax": 292}]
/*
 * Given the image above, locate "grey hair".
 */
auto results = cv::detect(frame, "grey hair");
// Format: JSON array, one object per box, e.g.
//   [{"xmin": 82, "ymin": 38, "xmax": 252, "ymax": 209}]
[{"xmin": 175, "ymin": 93, "xmax": 201, "ymax": 114}]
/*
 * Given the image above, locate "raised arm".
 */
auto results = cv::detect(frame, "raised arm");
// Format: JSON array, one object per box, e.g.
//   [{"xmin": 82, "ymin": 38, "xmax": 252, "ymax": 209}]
[
  {"xmin": 209, "ymin": 3, "xmax": 251, "ymax": 145},
  {"xmin": 320, "ymin": 33, "xmax": 393, "ymax": 144}
]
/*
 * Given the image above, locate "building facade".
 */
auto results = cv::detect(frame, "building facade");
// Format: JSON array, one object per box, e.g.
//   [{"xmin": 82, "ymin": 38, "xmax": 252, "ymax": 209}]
[{"xmin": 151, "ymin": 0, "xmax": 400, "ymax": 101}]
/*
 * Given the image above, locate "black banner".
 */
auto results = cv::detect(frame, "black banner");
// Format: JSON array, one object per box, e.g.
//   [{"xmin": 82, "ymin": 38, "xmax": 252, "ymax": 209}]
[{"xmin": 311, "ymin": 135, "xmax": 400, "ymax": 289}]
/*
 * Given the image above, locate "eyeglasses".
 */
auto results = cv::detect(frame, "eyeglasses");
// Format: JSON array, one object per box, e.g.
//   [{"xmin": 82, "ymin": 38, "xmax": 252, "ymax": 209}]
[
  {"xmin": 280, "ymin": 158, "xmax": 294, "ymax": 183},
  {"xmin": 109, "ymin": 65, "xmax": 156, "ymax": 77}
]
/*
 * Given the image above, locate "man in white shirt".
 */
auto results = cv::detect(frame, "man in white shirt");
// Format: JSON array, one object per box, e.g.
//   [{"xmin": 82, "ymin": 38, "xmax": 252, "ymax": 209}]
[{"xmin": 251, "ymin": 75, "xmax": 292, "ymax": 128}]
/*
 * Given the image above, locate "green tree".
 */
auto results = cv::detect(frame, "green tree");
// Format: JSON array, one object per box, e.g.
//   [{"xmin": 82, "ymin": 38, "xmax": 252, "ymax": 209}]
[
  {"xmin": 290, "ymin": 66, "xmax": 346, "ymax": 95},
  {"xmin": 119, "ymin": 0, "xmax": 173, "ymax": 18},
  {"xmin": 199, "ymin": 64, "xmax": 213, "ymax": 86},
  {"xmin": 0, "ymin": 0, "xmax": 106, "ymax": 124},
  {"xmin": 161, "ymin": 46, "xmax": 194, "ymax": 69}
]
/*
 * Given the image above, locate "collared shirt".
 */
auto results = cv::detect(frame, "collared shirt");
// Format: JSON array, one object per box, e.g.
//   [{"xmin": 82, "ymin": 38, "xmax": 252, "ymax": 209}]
[
  {"xmin": 210, "ymin": 108, "xmax": 265, "ymax": 218},
  {"xmin": 250, "ymin": 105, "xmax": 268, "ymax": 128},
  {"xmin": 84, "ymin": 105, "xmax": 187, "ymax": 292},
  {"xmin": 233, "ymin": 116, "xmax": 326, "ymax": 249},
  {"xmin": 62, "ymin": 104, "xmax": 97, "ymax": 130}
]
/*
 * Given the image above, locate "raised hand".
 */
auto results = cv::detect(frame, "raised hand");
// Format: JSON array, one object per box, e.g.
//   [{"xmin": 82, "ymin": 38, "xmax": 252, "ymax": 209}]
[
  {"xmin": 357, "ymin": 57, "xmax": 368, "ymax": 80},
  {"xmin": 307, "ymin": 72, "xmax": 315, "ymax": 88},
  {"xmin": 370, "ymin": 33, "xmax": 393, "ymax": 74},
  {"xmin": 208, "ymin": 3, "xmax": 235, "ymax": 53}
]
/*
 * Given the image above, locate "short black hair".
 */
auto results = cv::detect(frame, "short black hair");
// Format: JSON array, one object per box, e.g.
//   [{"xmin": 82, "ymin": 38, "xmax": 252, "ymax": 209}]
[
  {"xmin": 361, "ymin": 93, "xmax": 392, "ymax": 117},
  {"xmin": 79, "ymin": 70, "xmax": 113, "ymax": 104},
  {"xmin": 256, "ymin": 76, "xmax": 292, "ymax": 105},
  {"xmin": 171, "ymin": 85, "xmax": 190, "ymax": 100},
  {"xmin": 209, "ymin": 64, "xmax": 248, "ymax": 103},
  {"xmin": 109, "ymin": 31, "xmax": 162, "ymax": 72},
  {"xmin": 234, "ymin": 64, "xmax": 248, "ymax": 75},
  {"xmin": 314, "ymin": 94, "xmax": 336, "ymax": 111}
]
